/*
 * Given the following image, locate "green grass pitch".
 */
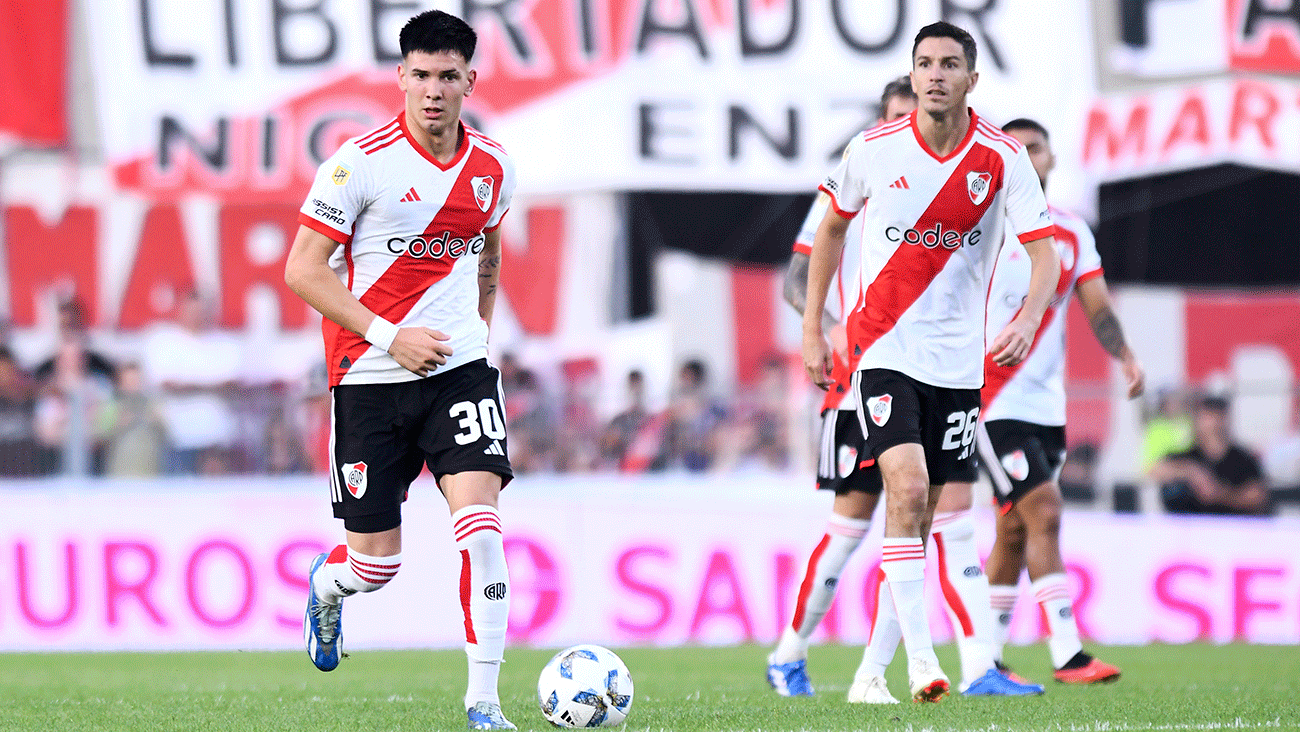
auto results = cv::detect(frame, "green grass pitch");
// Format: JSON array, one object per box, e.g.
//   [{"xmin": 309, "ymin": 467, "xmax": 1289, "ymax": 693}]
[{"xmin": 1, "ymin": 643, "xmax": 1295, "ymax": 731}]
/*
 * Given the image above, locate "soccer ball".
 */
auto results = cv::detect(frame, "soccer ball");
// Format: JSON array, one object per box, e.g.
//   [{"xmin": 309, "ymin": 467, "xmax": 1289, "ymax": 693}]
[{"xmin": 537, "ymin": 644, "xmax": 634, "ymax": 728}]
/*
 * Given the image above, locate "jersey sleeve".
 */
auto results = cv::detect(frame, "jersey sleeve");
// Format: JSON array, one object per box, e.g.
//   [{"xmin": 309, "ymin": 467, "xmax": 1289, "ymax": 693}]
[
  {"xmin": 819, "ymin": 136, "xmax": 867, "ymax": 218},
  {"xmin": 1073, "ymin": 217, "xmax": 1104, "ymax": 284},
  {"xmin": 484, "ymin": 153, "xmax": 516, "ymax": 232},
  {"xmin": 792, "ymin": 192, "xmax": 830, "ymax": 254},
  {"xmin": 298, "ymin": 143, "xmax": 372, "ymax": 244},
  {"xmin": 1003, "ymin": 147, "xmax": 1054, "ymax": 244}
]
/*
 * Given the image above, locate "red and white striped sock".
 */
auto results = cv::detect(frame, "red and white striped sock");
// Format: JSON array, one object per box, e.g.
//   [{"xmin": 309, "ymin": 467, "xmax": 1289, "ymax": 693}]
[
  {"xmin": 932, "ymin": 510, "xmax": 995, "ymax": 687},
  {"xmin": 312, "ymin": 544, "xmax": 401, "ymax": 604},
  {"xmin": 453, "ymin": 505, "xmax": 510, "ymax": 708},
  {"xmin": 881, "ymin": 537, "xmax": 938, "ymax": 665},
  {"xmin": 989, "ymin": 584, "xmax": 1019, "ymax": 663},
  {"xmin": 772, "ymin": 514, "xmax": 870, "ymax": 664},
  {"xmin": 1032, "ymin": 573, "xmax": 1082, "ymax": 669}
]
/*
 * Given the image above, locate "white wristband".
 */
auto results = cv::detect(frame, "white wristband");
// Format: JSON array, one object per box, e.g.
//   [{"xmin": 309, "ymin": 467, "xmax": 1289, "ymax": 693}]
[{"xmin": 364, "ymin": 316, "xmax": 399, "ymax": 352}]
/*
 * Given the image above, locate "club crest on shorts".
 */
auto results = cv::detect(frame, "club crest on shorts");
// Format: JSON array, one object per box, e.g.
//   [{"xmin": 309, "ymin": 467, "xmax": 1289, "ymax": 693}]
[
  {"xmin": 967, "ymin": 171, "xmax": 991, "ymax": 205},
  {"xmin": 341, "ymin": 461, "xmax": 368, "ymax": 498},
  {"xmin": 837, "ymin": 444, "xmax": 858, "ymax": 478},
  {"xmin": 866, "ymin": 394, "xmax": 892, "ymax": 427},
  {"xmin": 471, "ymin": 175, "xmax": 494, "ymax": 213},
  {"xmin": 1000, "ymin": 449, "xmax": 1029, "ymax": 482}
]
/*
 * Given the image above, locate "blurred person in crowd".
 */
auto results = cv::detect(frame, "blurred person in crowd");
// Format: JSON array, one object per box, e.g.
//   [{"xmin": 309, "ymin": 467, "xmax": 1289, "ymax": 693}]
[
  {"xmin": 717, "ymin": 354, "xmax": 791, "ymax": 473},
  {"xmin": 0, "ymin": 346, "xmax": 44, "ymax": 476},
  {"xmin": 664, "ymin": 358, "xmax": 726, "ymax": 472},
  {"xmin": 554, "ymin": 359, "xmax": 601, "ymax": 473},
  {"xmin": 33, "ymin": 331, "xmax": 116, "ymax": 475},
  {"xmin": 600, "ymin": 370, "xmax": 650, "ymax": 468},
  {"xmin": 504, "ymin": 368, "xmax": 555, "ymax": 473},
  {"xmin": 1151, "ymin": 394, "xmax": 1271, "ymax": 516},
  {"xmin": 1262, "ymin": 390, "xmax": 1300, "ymax": 503},
  {"xmin": 99, "ymin": 361, "xmax": 166, "ymax": 477},
  {"xmin": 1140, "ymin": 388, "xmax": 1193, "ymax": 473},
  {"xmin": 142, "ymin": 288, "xmax": 242, "ymax": 476},
  {"xmin": 801, "ymin": 23, "xmax": 1058, "ymax": 702},
  {"xmin": 978, "ymin": 118, "xmax": 1142, "ymax": 686},
  {"xmin": 34, "ymin": 297, "xmax": 116, "ymax": 385},
  {"xmin": 263, "ymin": 408, "xmax": 312, "ymax": 475},
  {"xmin": 1057, "ymin": 442, "xmax": 1101, "ymax": 503},
  {"xmin": 285, "ymin": 11, "xmax": 517, "ymax": 727}
]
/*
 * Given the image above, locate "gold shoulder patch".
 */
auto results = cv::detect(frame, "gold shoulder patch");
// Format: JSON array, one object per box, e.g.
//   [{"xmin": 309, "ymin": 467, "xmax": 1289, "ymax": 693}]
[{"xmin": 332, "ymin": 164, "xmax": 352, "ymax": 185}]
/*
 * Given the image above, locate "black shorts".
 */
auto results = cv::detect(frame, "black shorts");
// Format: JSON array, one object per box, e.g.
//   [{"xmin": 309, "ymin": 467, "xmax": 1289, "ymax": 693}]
[
  {"xmin": 850, "ymin": 368, "xmax": 979, "ymax": 485},
  {"xmin": 329, "ymin": 359, "xmax": 512, "ymax": 533},
  {"xmin": 815, "ymin": 409, "xmax": 883, "ymax": 495},
  {"xmin": 976, "ymin": 419, "xmax": 1065, "ymax": 509}
]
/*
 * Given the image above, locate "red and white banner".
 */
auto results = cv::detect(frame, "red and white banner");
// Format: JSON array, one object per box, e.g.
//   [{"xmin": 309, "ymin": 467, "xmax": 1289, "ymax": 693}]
[
  {"xmin": 0, "ymin": 0, "xmax": 68, "ymax": 148},
  {"xmin": 2, "ymin": 475, "xmax": 1297, "ymax": 651}
]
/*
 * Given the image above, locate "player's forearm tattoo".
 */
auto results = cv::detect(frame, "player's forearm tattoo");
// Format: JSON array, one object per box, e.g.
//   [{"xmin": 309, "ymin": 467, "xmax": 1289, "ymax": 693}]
[
  {"xmin": 479, "ymin": 254, "xmax": 501, "ymax": 294},
  {"xmin": 1088, "ymin": 306, "xmax": 1129, "ymax": 359},
  {"xmin": 783, "ymin": 255, "xmax": 810, "ymax": 314}
]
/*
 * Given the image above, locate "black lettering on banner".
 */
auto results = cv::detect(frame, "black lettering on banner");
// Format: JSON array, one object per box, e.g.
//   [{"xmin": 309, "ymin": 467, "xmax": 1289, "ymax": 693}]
[
  {"xmin": 261, "ymin": 117, "xmax": 277, "ymax": 172},
  {"xmin": 222, "ymin": 0, "xmax": 239, "ymax": 65},
  {"xmin": 941, "ymin": 0, "xmax": 1006, "ymax": 72},
  {"xmin": 831, "ymin": 0, "xmax": 905, "ymax": 54},
  {"xmin": 272, "ymin": 0, "xmax": 338, "ymax": 66},
  {"xmin": 636, "ymin": 0, "xmax": 709, "ymax": 58},
  {"xmin": 738, "ymin": 0, "xmax": 799, "ymax": 57},
  {"xmin": 575, "ymin": 0, "xmax": 598, "ymax": 56},
  {"xmin": 464, "ymin": 0, "xmax": 536, "ymax": 62},
  {"xmin": 139, "ymin": 0, "xmax": 195, "ymax": 67},
  {"xmin": 1241, "ymin": 0, "xmax": 1300, "ymax": 41},
  {"xmin": 370, "ymin": 0, "xmax": 418, "ymax": 63},
  {"xmin": 308, "ymin": 112, "xmax": 372, "ymax": 165},
  {"xmin": 729, "ymin": 106, "xmax": 798, "ymax": 160},
  {"xmin": 1119, "ymin": 0, "xmax": 1164, "ymax": 47},
  {"xmin": 639, "ymin": 102, "xmax": 696, "ymax": 164},
  {"xmin": 159, "ymin": 116, "xmax": 228, "ymax": 172},
  {"xmin": 827, "ymin": 100, "xmax": 876, "ymax": 162}
]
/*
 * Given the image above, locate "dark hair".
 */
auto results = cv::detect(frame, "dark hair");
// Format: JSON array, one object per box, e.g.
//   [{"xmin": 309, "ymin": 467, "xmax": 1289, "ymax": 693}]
[
  {"xmin": 880, "ymin": 75, "xmax": 917, "ymax": 114},
  {"xmin": 1197, "ymin": 394, "xmax": 1230, "ymax": 413},
  {"xmin": 400, "ymin": 10, "xmax": 477, "ymax": 61},
  {"xmin": 628, "ymin": 370, "xmax": 644, "ymax": 384},
  {"xmin": 681, "ymin": 359, "xmax": 707, "ymax": 384},
  {"xmin": 1002, "ymin": 118, "xmax": 1050, "ymax": 141},
  {"xmin": 912, "ymin": 21, "xmax": 977, "ymax": 70}
]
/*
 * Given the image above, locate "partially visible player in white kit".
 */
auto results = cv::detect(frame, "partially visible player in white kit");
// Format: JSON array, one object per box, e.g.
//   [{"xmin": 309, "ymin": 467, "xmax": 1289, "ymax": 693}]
[
  {"xmin": 285, "ymin": 10, "xmax": 519, "ymax": 730},
  {"xmin": 802, "ymin": 22, "xmax": 1061, "ymax": 702},
  {"xmin": 978, "ymin": 118, "xmax": 1143, "ymax": 686},
  {"xmin": 766, "ymin": 76, "xmax": 918, "ymax": 701}
]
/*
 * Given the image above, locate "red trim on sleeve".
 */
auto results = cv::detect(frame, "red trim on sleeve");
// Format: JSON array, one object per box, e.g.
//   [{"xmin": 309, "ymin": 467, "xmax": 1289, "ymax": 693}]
[
  {"xmin": 1076, "ymin": 267, "xmax": 1104, "ymax": 284},
  {"xmin": 1017, "ymin": 225, "xmax": 1055, "ymax": 244},
  {"xmin": 818, "ymin": 184, "xmax": 856, "ymax": 219},
  {"xmin": 792, "ymin": 242, "xmax": 812, "ymax": 255},
  {"xmin": 298, "ymin": 212, "xmax": 351, "ymax": 244}
]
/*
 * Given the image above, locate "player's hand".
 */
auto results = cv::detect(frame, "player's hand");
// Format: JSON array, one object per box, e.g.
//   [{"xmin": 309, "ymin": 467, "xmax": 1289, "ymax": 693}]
[
  {"xmin": 989, "ymin": 316, "xmax": 1038, "ymax": 367},
  {"xmin": 1122, "ymin": 355, "xmax": 1145, "ymax": 399},
  {"xmin": 388, "ymin": 327, "xmax": 453, "ymax": 377},
  {"xmin": 802, "ymin": 327, "xmax": 834, "ymax": 390}
]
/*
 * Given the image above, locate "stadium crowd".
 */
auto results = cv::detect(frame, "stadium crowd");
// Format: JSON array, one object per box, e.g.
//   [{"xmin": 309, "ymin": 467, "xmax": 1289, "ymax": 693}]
[{"xmin": 2, "ymin": 292, "xmax": 1298, "ymax": 516}]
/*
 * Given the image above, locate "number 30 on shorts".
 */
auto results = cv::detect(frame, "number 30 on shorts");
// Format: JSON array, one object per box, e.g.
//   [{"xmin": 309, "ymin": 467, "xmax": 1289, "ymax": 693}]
[
  {"xmin": 450, "ymin": 398, "xmax": 506, "ymax": 445},
  {"xmin": 941, "ymin": 407, "xmax": 980, "ymax": 457}
]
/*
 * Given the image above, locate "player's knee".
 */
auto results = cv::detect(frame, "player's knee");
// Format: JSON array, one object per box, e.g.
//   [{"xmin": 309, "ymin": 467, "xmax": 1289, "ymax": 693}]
[
  {"xmin": 887, "ymin": 478, "xmax": 930, "ymax": 514},
  {"xmin": 997, "ymin": 515, "xmax": 1028, "ymax": 553}
]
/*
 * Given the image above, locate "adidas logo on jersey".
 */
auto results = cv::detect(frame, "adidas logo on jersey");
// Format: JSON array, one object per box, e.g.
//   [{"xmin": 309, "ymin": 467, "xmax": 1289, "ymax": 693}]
[
  {"xmin": 483, "ymin": 439, "xmax": 505, "ymax": 456},
  {"xmin": 399, "ymin": 187, "xmax": 421, "ymax": 203},
  {"xmin": 889, "ymin": 176, "xmax": 910, "ymax": 189}
]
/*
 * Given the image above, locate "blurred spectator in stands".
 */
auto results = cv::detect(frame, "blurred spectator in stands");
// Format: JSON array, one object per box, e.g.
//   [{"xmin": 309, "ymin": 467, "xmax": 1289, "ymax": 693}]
[
  {"xmin": 142, "ymin": 289, "xmax": 242, "ymax": 475},
  {"xmin": 301, "ymin": 363, "xmax": 333, "ymax": 474},
  {"xmin": 504, "ymin": 367, "xmax": 555, "ymax": 473},
  {"xmin": 33, "ymin": 297, "xmax": 115, "ymax": 385},
  {"xmin": 0, "ymin": 346, "xmax": 44, "ymax": 476},
  {"xmin": 1058, "ymin": 441, "xmax": 1100, "ymax": 503},
  {"xmin": 1263, "ymin": 390, "xmax": 1300, "ymax": 507},
  {"xmin": 263, "ymin": 408, "xmax": 312, "ymax": 475},
  {"xmin": 100, "ymin": 361, "xmax": 165, "ymax": 477},
  {"xmin": 33, "ymin": 332, "xmax": 115, "ymax": 475},
  {"xmin": 664, "ymin": 359, "xmax": 727, "ymax": 472},
  {"xmin": 1151, "ymin": 394, "xmax": 1272, "ymax": 516},
  {"xmin": 1140, "ymin": 387, "xmax": 1193, "ymax": 473},
  {"xmin": 555, "ymin": 358, "xmax": 601, "ymax": 472},
  {"xmin": 714, "ymin": 354, "xmax": 790, "ymax": 472},
  {"xmin": 601, "ymin": 370, "xmax": 650, "ymax": 468}
]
